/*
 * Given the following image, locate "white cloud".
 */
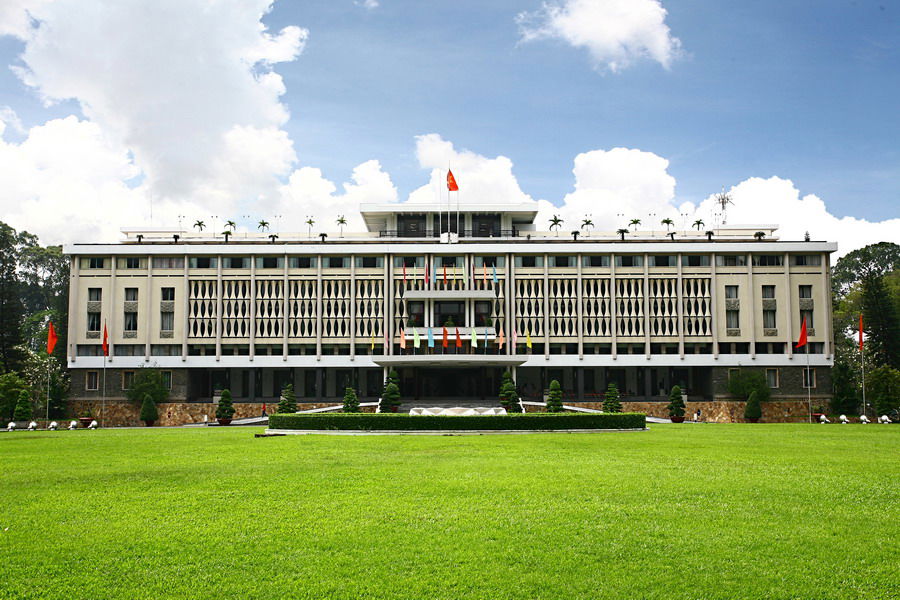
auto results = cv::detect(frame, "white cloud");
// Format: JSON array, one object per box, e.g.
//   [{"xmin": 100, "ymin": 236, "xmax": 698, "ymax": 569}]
[
  {"xmin": 355, "ymin": 0, "xmax": 380, "ymax": 9},
  {"xmin": 517, "ymin": 0, "xmax": 682, "ymax": 72}
]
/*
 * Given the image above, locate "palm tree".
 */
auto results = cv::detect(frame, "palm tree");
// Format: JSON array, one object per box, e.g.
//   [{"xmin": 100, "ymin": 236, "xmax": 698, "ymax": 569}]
[
  {"xmin": 754, "ymin": 231, "xmax": 766, "ymax": 240},
  {"xmin": 221, "ymin": 231, "xmax": 231, "ymax": 243},
  {"xmin": 668, "ymin": 232, "xmax": 676, "ymax": 241},
  {"xmin": 705, "ymin": 231, "xmax": 714, "ymax": 241},
  {"xmin": 193, "ymin": 220, "xmax": 205, "ymax": 232},
  {"xmin": 268, "ymin": 234, "xmax": 278, "ymax": 243},
  {"xmin": 571, "ymin": 231, "xmax": 580, "ymax": 241},
  {"xmin": 257, "ymin": 220, "xmax": 269, "ymax": 232},
  {"xmin": 581, "ymin": 216, "xmax": 594, "ymax": 236},
  {"xmin": 549, "ymin": 215, "xmax": 563, "ymax": 236},
  {"xmin": 661, "ymin": 218, "xmax": 674, "ymax": 231},
  {"xmin": 224, "ymin": 220, "xmax": 237, "ymax": 232},
  {"xmin": 693, "ymin": 219, "xmax": 705, "ymax": 231},
  {"xmin": 629, "ymin": 218, "xmax": 641, "ymax": 231},
  {"xmin": 306, "ymin": 216, "xmax": 315, "ymax": 238},
  {"xmin": 616, "ymin": 228, "xmax": 629, "ymax": 241},
  {"xmin": 336, "ymin": 215, "xmax": 347, "ymax": 238}
]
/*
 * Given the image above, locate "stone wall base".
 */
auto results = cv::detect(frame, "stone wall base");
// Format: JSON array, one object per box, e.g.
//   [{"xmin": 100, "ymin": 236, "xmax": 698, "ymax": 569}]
[
  {"xmin": 67, "ymin": 400, "xmax": 341, "ymax": 427},
  {"xmin": 531, "ymin": 400, "xmax": 818, "ymax": 423}
]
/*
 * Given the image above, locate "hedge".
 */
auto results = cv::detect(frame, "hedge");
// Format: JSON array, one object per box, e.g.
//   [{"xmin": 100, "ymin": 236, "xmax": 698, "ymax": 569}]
[{"xmin": 268, "ymin": 412, "xmax": 646, "ymax": 431}]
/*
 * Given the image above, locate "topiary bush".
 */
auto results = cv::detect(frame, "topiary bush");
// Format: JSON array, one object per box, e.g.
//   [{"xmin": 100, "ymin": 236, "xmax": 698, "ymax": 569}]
[
  {"xmin": 744, "ymin": 391, "xmax": 762, "ymax": 422},
  {"xmin": 727, "ymin": 370, "xmax": 770, "ymax": 403},
  {"xmin": 13, "ymin": 390, "xmax": 32, "ymax": 421},
  {"xmin": 343, "ymin": 387, "xmax": 360, "ymax": 413},
  {"xmin": 269, "ymin": 412, "xmax": 647, "ymax": 431},
  {"xmin": 603, "ymin": 383, "xmax": 622, "ymax": 413},
  {"xmin": 277, "ymin": 383, "xmax": 297, "ymax": 414},
  {"xmin": 667, "ymin": 385, "xmax": 686, "ymax": 418},
  {"xmin": 499, "ymin": 372, "xmax": 521, "ymax": 412},
  {"xmin": 140, "ymin": 393, "xmax": 158, "ymax": 425},
  {"xmin": 216, "ymin": 388, "xmax": 235, "ymax": 420},
  {"xmin": 125, "ymin": 367, "xmax": 169, "ymax": 406},
  {"xmin": 546, "ymin": 379, "xmax": 563, "ymax": 412},
  {"xmin": 380, "ymin": 382, "xmax": 400, "ymax": 413}
]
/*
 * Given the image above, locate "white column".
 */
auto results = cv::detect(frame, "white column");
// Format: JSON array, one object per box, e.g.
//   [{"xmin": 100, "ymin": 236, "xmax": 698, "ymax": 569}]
[
  {"xmin": 823, "ymin": 252, "xmax": 833, "ymax": 359},
  {"xmin": 385, "ymin": 253, "xmax": 392, "ymax": 355},
  {"xmin": 181, "ymin": 254, "xmax": 189, "ymax": 362},
  {"xmin": 784, "ymin": 252, "xmax": 794, "ymax": 359},
  {"xmin": 109, "ymin": 255, "xmax": 117, "ymax": 362},
  {"xmin": 315, "ymin": 257, "xmax": 323, "ymax": 360},
  {"xmin": 676, "ymin": 254, "xmax": 685, "ymax": 359},
  {"xmin": 576, "ymin": 254, "xmax": 584, "ymax": 359},
  {"xmin": 747, "ymin": 253, "xmax": 756, "ymax": 359},
  {"xmin": 643, "ymin": 253, "xmax": 650, "ymax": 358},
  {"xmin": 610, "ymin": 254, "xmax": 617, "ymax": 360},
  {"xmin": 67, "ymin": 256, "xmax": 79, "ymax": 364},
  {"xmin": 506, "ymin": 253, "xmax": 514, "ymax": 356},
  {"xmin": 543, "ymin": 253, "xmax": 550, "ymax": 359},
  {"xmin": 350, "ymin": 254, "xmax": 357, "ymax": 360},
  {"xmin": 282, "ymin": 254, "xmax": 289, "ymax": 360},
  {"xmin": 249, "ymin": 256, "xmax": 256, "ymax": 361},
  {"xmin": 215, "ymin": 256, "xmax": 223, "ymax": 361},
  {"xmin": 145, "ymin": 255, "xmax": 153, "ymax": 362},
  {"xmin": 710, "ymin": 253, "xmax": 719, "ymax": 359}
]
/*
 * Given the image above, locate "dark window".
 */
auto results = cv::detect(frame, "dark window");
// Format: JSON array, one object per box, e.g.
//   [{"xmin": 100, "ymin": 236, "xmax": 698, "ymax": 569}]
[
  {"xmin": 324, "ymin": 256, "xmax": 347, "ymax": 268},
  {"xmin": 792, "ymin": 255, "xmax": 821, "ymax": 266},
  {"xmin": 86, "ymin": 371, "xmax": 99, "ymax": 391},
  {"xmin": 289, "ymin": 257, "xmax": 316, "ymax": 268},
  {"xmin": 800, "ymin": 309, "xmax": 814, "ymax": 328},
  {"xmin": 86, "ymin": 257, "xmax": 106, "ymax": 269},
  {"xmin": 551, "ymin": 255, "xmax": 574, "ymax": 267},
  {"xmin": 516, "ymin": 256, "xmax": 544, "ymax": 268},
  {"xmin": 124, "ymin": 312, "xmax": 138, "ymax": 331},
  {"xmin": 649, "ymin": 255, "xmax": 675, "ymax": 267},
  {"xmin": 122, "ymin": 371, "xmax": 135, "ymax": 390},
  {"xmin": 87, "ymin": 313, "xmax": 101, "ymax": 332},
  {"xmin": 125, "ymin": 288, "xmax": 138, "ymax": 301},
  {"xmin": 190, "ymin": 257, "xmax": 216, "ymax": 269},
  {"xmin": 396, "ymin": 256, "xmax": 422, "ymax": 268},
  {"xmin": 725, "ymin": 285, "xmax": 738, "ymax": 299},
  {"xmin": 356, "ymin": 256, "xmax": 382, "ymax": 268},
  {"xmin": 224, "ymin": 257, "xmax": 249, "ymax": 269},
  {"xmin": 716, "ymin": 255, "xmax": 747, "ymax": 267},
  {"xmin": 152, "ymin": 257, "xmax": 183, "ymax": 269},
  {"xmin": 257, "ymin": 256, "xmax": 283, "ymax": 269},
  {"xmin": 123, "ymin": 257, "xmax": 141, "ymax": 269},
  {"xmin": 798, "ymin": 285, "xmax": 812, "ymax": 299},
  {"xmin": 474, "ymin": 301, "xmax": 492, "ymax": 326},
  {"xmin": 161, "ymin": 287, "xmax": 175, "ymax": 301},
  {"xmin": 616, "ymin": 255, "xmax": 643, "ymax": 267},
  {"xmin": 753, "ymin": 255, "xmax": 784, "ymax": 267},
  {"xmin": 583, "ymin": 255, "xmax": 609, "ymax": 267},
  {"xmin": 685, "ymin": 255, "xmax": 710, "ymax": 267},
  {"xmin": 761, "ymin": 285, "xmax": 775, "ymax": 299},
  {"xmin": 88, "ymin": 288, "xmax": 102, "ymax": 302}
]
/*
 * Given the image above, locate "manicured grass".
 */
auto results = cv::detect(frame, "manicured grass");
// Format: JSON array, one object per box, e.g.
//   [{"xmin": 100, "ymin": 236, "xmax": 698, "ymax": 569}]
[{"xmin": 0, "ymin": 425, "xmax": 897, "ymax": 599}]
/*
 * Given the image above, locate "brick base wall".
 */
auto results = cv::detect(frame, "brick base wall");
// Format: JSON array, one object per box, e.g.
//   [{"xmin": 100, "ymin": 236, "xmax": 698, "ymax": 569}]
[
  {"xmin": 67, "ymin": 400, "xmax": 342, "ymax": 427},
  {"xmin": 546, "ymin": 399, "xmax": 820, "ymax": 423}
]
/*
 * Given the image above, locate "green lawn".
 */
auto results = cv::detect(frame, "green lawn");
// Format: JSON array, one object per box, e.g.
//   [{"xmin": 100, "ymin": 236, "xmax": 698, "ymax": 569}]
[{"xmin": 1, "ymin": 425, "xmax": 897, "ymax": 600}]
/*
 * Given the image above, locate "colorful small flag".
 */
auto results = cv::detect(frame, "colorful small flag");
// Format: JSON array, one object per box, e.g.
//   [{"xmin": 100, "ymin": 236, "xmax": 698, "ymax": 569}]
[
  {"xmin": 447, "ymin": 169, "xmax": 459, "ymax": 191},
  {"xmin": 482, "ymin": 263, "xmax": 487, "ymax": 284},
  {"xmin": 399, "ymin": 328, "xmax": 406, "ymax": 350},
  {"xmin": 403, "ymin": 262, "xmax": 407, "ymax": 282},
  {"xmin": 370, "ymin": 329, "xmax": 375, "ymax": 351},
  {"xmin": 525, "ymin": 329, "xmax": 532, "ymax": 349},
  {"xmin": 427, "ymin": 327, "xmax": 435, "ymax": 348},
  {"xmin": 512, "ymin": 328, "xmax": 518, "ymax": 347},
  {"xmin": 424, "ymin": 261, "xmax": 429, "ymax": 284},
  {"xmin": 796, "ymin": 317, "xmax": 808, "ymax": 349},
  {"xmin": 442, "ymin": 326, "xmax": 449, "ymax": 348},
  {"xmin": 471, "ymin": 327, "xmax": 478, "ymax": 347},
  {"xmin": 47, "ymin": 321, "xmax": 58, "ymax": 355},
  {"xmin": 455, "ymin": 327, "xmax": 462, "ymax": 348},
  {"xmin": 492, "ymin": 264, "xmax": 498, "ymax": 284},
  {"xmin": 413, "ymin": 328, "xmax": 421, "ymax": 349},
  {"xmin": 497, "ymin": 328, "xmax": 505, "ymax": 349},
  {"xmin": 859, "ymin": 314, "xmax": 864, "ymax": 351},
  {"xmin": 102, "ymin": 322, "xmax": 109, "ymax": 357}
]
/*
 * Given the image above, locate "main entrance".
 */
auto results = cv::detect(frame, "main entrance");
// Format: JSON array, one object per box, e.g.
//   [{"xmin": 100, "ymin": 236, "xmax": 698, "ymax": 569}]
[{"xmin": 399, "ymin": 367, "xmax": 503, "ymax": 401}]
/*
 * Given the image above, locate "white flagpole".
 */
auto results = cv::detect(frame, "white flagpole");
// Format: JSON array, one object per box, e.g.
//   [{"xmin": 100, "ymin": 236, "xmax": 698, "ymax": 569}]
[
  {"xmin": 102, "ymin": 352, "xmax": 106, "ymax": 428},
  {"xmin": 46, "ymin": 360, "xmax": 51, "ymax": 422},
  {"xmin": 861, "ymin": 347, "xmax": 866, "ymax": 417},
  {"xmin": 806, "ymin": 342, "xmax": 811, "ymax": 423}
]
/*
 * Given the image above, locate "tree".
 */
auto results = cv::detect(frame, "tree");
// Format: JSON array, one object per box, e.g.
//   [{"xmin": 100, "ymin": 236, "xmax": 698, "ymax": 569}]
[
  {"xmin": 193, "ymin": 220, "xmax": 205, "ymax": 231},
  {"xmin": 616, "ymin": 228, "xmax": 629, "ymax": 241},
  {"xmin": 549, "ymin": 215, "xmax": 563, "ymax": 236},
  {"xmin": 20, "ymin": 347, "xmax": 68, "ymax": 418},
  {"xmin": 224, "ymin": 220, "xmax": 237, "ymax": 232},
  {"xmin": 603, "ymin": 383, "xmax": 622, "ymax": 413},
  {"xmin": 258, "ymin": 220, "xmax": 270, "ymax": 232},
  {"xmin": 581, "ymin": 217, "xmax": 594, "ymax": 236},
  {"xmin": 140, "ymin": 393, "xmax": 158, "ymax": 425},
  {"xmin": 306, "ymin": 217, "xmax": 315, "ymax": 238},
  {"xmin": 277, "ymin": 383, "xmax": 297, "ymax": 414},
  {"xmin": 0, "ymin": 222, "xmax": 27, "ymax": 372},
  {"xmin": 380, "ymin": 382, "xmax": 400, "ymax": 413},
  {"xmin": 221, "ymin": 231, "xmax": 231, "ymax": 243},
  {"xmin": 861, "ymin": 274, "xmax": 900, "ymax": 369},
  {"xmin": 867, "ymin": 366, "xmax": 900, "ymax": 416},
  {"xmin": 693, "ymin": 219, "xmax": 705, "ymax": 231},
  {"xmin": 832, "ymin": 242, "xmax": 900, "ymax": 298},
  {"xmin": 830, "ymin": 362, "xmax": 859, "ymax": 415},
  {"xmin": 629, "ymin": 218, "xmax": 641, "ymax": 231},
  {"xmin": 499, "ymin": 371, "xmax": 521, "ymax": 412},
  {"xmin": 0, "ymin": 372, "xmax": 28, "ymax": 420},
  {"xmin": 343, "ymin": 387, "xmax": 360, "ymax": 413},
  {"xmin": 744, "ymin": 391, "xmax": 762, "ymax": 421},
  {"xmin": 13, "ymin": 389, "xmax": 32, "ymax": 421},
  {"xmin": 726, "ymin": 370, "xmax": 770, "ymax": 403},
  {"xmin": 336, "ymin": 215, "xmax": 347, "ymax": 237},
  {"xmin": 667, "ymin": 385, "xmax": 686, "ymax": 418},
  {"xmin": 216, "ymin": 389, "xmax": 235, "ymax": 420},
  {"xmin": 661, "ymin": 218, "xmax": 674, "ymax": 231},
  {"xmin": 546, "ymin": 379, "xmax": 563, "ymax": 412},
  {"xmin": 125, "ymin": 367, "xmax": 169, "ymax": 406},
  {"xmin": 754, "ymin": 231, "xmax": 766, "ymax": 240}
]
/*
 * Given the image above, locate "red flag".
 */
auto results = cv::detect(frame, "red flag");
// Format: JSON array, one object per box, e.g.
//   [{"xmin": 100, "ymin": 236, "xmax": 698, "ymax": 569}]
[
  {"xmin": 796, "ymin": 317, "xmax": 808, "ymax": 349},
  {"xmin": 47, "ymin": 321, "xmax": 58, "ymax": 355},
  {"xmin": 447, "ymin": 170, "xmax": 459, "ymax": 192},
  {"xmin": 443, "ymin": 265, "xmax": 447, "ymax": 284},
  {"xmin": 424, "ymin": 262, "xmax": 429, "ymax": 283},
  {"xmin": 859, "ymin": 314, "xmax": 864, "ymax": 351},
  {"xmin": 403, "ymin": 262, "xmax": 407, "ymax": 283},
  {"xmin": 455, "ymin": 327, "xmax": 462, "ymax": 348},
  {"xmin": 102, "ymin": 323, "xmax": 109, "ymax": 356},
  {"xmin": 442, "ymin": 327, "xmax": 448, "ymax": 348}
]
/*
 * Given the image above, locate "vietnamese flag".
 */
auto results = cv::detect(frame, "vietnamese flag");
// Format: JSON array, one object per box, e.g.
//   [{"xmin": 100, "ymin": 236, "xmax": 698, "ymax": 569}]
[
  {"xmin": 859, "ymin": 314, "xmax": 864, "ymax": 351},
  {"xmin": 455, "ymin": 327, "xmax": 462, "ymax": 348},
  {"xmin": 442, "ymin": 327, "xmax": 449, "ymax": 348},
  {"xmin": 796, "ymin": 317, "xmax": 808, "ymax": 349},
  {"xmin": 102, "ymin": 322, "xmax": 109, "ymax": 356},
  {"xmin": 443, "ymin": 265, "xmax": 447, "ymax": 284},
  {"xmin": 47, "ymin": 321, "xmax": 58, "ymax": 355},
  {"xmin": 447, "ymin": 170, "xmax": 459, "ymax": 191}
]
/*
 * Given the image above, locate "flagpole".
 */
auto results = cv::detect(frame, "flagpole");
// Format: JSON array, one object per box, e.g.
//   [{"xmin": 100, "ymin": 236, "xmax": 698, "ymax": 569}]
[
  {"xmin": 861, "ymin": 347, "xmax": 867, "ymax": 417},
  {"xmin": 806, "ymin": 342, "xmax": 811, "ymax": 424},
  {"xmin": 46, "ymin": 360, "xmax": 51, "ymax": 422},
  {"xmin": 102, "ymin": 352, "xmax": 106, "ymax": 428}
]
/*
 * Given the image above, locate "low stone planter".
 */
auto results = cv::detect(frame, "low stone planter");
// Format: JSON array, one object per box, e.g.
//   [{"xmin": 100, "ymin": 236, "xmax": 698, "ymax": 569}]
[
  {"xmin": 78, "ymin": 417, "xmax": 93, "ymax": 428},
  {"xmin": 217, "ymin": 418, "xmax": 232, "ymax": 426},
  {"xmin": 670, "ymin": 416, "xmax": 685, "ymax": 423}
]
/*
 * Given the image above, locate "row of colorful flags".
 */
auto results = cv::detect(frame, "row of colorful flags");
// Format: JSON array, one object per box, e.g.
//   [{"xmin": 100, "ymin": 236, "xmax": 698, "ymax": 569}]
[
  {"xmin": 370, "ymin": 326, "xmax": 533, "ymax": 350},
  {"xmin": 402, "ymin": 262, "xmax": 499, "ymax": 285}
]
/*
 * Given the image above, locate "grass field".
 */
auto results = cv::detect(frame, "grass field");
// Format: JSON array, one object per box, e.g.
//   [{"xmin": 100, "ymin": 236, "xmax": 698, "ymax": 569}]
[{"xmin": 1, "ymin": 425, "xmax": 897, "ymax": 599}]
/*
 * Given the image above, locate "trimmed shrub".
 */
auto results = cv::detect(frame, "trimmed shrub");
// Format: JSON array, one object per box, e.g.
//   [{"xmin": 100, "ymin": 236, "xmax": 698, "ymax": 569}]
[
  {"xmin": 343, "ymin": 387, "xmax": 360, "ymax": 413},
  {"xmin": 140, "ymin": 393, "xmax": 158, "ymax": 424},
  {"xmin": 546, "ymin": 379, "xmax": 563, "ymax": 412},
  {"xmin": 0, "ymin": 372, "xmax": 28, "ymax": 420},
  {"xmin": 667, "ymin": 385, "xmax": 686, "ymax": 418},
  {"xmin": 125, "ymin": 367, "xmax": 169, "ymax": 406},
  {"xmin": 744, "ymin": 391, "xmax": 762, "ymax": 421},
  {"xmin": 216, "ymin": 389, "xmax": 235, "ymax": 419},
  {"xmin": 277, "ymin": 383, "xmax": 297, "ymax": 414},
  {"xmin": 380, "ymin": 382, "xmax": 400, "ymax": 413},
  {"xmin": 269, "ymin": 412, "xmax": 647, "ymax": 431},
  {"xmin": 13, "ymin": 390, "xmax": 32, "ymax": 421},
  {"xmin": 727, "ymin": 370, "xmax": 770, "ymax": 403},
  {"xmin": 499, "ymin": 372, "xmax": 521, "ymax": 413},
  {"xmin": 603, "ymin": 383, "xmax": 622, "ymax": 413}
]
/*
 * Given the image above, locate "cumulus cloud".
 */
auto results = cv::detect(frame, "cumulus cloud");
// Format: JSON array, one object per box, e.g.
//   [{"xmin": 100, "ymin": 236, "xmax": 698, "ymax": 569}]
[
  {"xmin": 517, "ymin": 0, "xmax": 682, "ymax": 72},
  {"xmin": 355, "ymin": 0, "xmax": 380, "ymax": 9}
]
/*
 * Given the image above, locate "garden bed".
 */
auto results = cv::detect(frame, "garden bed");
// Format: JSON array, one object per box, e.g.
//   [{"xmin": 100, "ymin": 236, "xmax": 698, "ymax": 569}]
[{"xmin": 267, "ymin": 412, "xmax": 646, "ymax": 432}]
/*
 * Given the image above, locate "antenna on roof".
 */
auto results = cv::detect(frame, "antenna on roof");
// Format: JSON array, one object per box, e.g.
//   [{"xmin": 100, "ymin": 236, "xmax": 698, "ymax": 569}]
[{"xmin": 714, "ymin": 187, "xmax": 733, "ymax": 225}]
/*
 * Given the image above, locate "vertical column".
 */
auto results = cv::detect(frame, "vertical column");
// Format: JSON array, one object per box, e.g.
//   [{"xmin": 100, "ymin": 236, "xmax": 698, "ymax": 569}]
[
  {"xmin": 823, "ymin": 252, "xmax": 833, "ymax": 358},
  {"xmin": 350, "ymin": 255, "xmax": 357, "ymax": 360},
  {"xmin": 677, "ymin": 254, "xmax": 685, "ymax": 359},
  {"xmin": 181, "ymin": 254, "xmax": 189, "ymax": 361},
  {"xmin": 784, "ymin": 252, "xmax": 794, "ymax": 359},
  {"xmin": 145, "ymin": 255, "xmax": 153, "ymax": 362},
  {"xmin": 249, "ymin": 256, "xmax": 256, "ymax": 361},
  {"xmin": 385, "ymin": 253, "xmax": 392, "ymax": 355},
  {"xmin": 710, "ymin": 253, "xmax": 719, "ymax": 359},
  {"xmin": 543, "ymin": 253, "xmax": 550, "ymax": 359},
  {"xmin": 610, "ymin": 254, "xmax": 617, "ymax": 360},
  {"xmin": 576, "ymin": 254, "xmax": 584, "ymax": 359},
  {"xmin": 67, "ymin": 256, "xmax": 79, "ymax": 364},
  {"xmin": 215, "ymin": 256, "xmax": 223, "ymax": 361},
  {"xmin": 109, "ymin": 255, "xmax": 117, "ymax": 362},
  {"xmin": 747, "ymin": 253, "xmax": 756, "ymax": 359},
  {"xmin": 506, "ymin": 253, "xmax": 514, "ymax": 356},
  {"xmin": 315, "ymin": 257, "xmax": 323, "ymax": 360},
  {"xmin": 643, "ymin": 253, "xmax": 650, "ymax": 358},
  {"xmin": 282, "ymin": 253, "xmax": 289, "ymax": 360}
]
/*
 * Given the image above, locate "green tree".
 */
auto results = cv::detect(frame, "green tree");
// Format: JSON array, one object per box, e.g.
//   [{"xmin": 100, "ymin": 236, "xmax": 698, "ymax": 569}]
[
  {"xmin": 667, "ymin": 385, "xmax": 686, "ymax": 418},
  {"xmin": 744, "ymin": 391, "xmax": 762, "ymax": 421},
  {"xmin": 830, "ymin": 362, "xmax": 859, "ymax": 415},
  {"xmin": 140, "ymin": 394, "xmax": 158, "ymax": 425},
  {"xmin": 277, "ymin": 383, "xmax": 297, "ymax": 414},
  {"xmin": 380, "ymin": 382, "xmax": 400, "ymax": 413},
  {"xmin": 546, "ymin": 379, "xmax": 563, "ymax": 412},
  {"xmin": 867, "ymin": 366, "xmax": 900, "ymax": 416},
  {"xmin": 861, "ymin": 274, "xmax": 900, "ymax": 369},
  {"xmin": 216, "ymin": 389, "xmax": 235, "ymax": 420},
  {"xmin": 343, "ymin": 387, "xmax": 360, "ymax": 413},
  {"xmin": 20, "ymin": 347, "xmax": 68, "ymax": 418},
  {"xmin": 13, "ymin": 389, "xmax": 32, "ymax": 421},
  {"xmin": 603, "ymin": 383, "xmax": 622, "ymax": 413},
  {"xmin": 831, "ymin": 242, "xmax": 900, "ymax": 298},
  {"xmin": 726, "ymin": 370, "xmax": 770, "ymax": 403},
  {"xmin": 125, "ymin": 367, "xmax": 169, "ymax": 406},
  {"xmin": 0, "ymin": 372, "xmax": 29, "ymax": 420},
  {"xmin": 498, "ymin": 371, "xmax": 521, "ymax": 412},
  {"xmin": 0, "ymin": 222, "xmax": 28, "ymax": 372}
]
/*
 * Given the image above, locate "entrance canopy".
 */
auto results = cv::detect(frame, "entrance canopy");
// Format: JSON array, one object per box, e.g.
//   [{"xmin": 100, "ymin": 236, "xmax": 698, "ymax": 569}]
[{"xmin": 373, "ymin": 355, "xmax": 526, "ymax": 368}]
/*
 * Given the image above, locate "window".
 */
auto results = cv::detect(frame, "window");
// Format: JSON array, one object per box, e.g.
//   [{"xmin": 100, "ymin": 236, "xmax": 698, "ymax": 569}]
[
  {"xmin": 763, "ymin": 309, "xmax": 776, "ymax": 329},
  {"xmin": 716, "ymin": 255, "xmax": 747, "ymax": 267},
  {"xmin": 726, "ymin": 309, "xmax": 740, "ymax": 329},
  {"xmin": 437, "ymin": 256, "xmax": 460, "ymax": 267},
  {"xmin": 685, "ymin": 255, "xmax": 710, "ymax": 267},
  {"xmin": 256, "ymin": 256, "xmax": 283, "ymax": 269},
  {"xmin": 474, "ymin": 301, "xmax": 492, "ymax": 326},
  {"xmin": 223, "ymin": 257, "xmax": 249, "ymax": 269},
  {"xmin": 761, "ymin": 285, "xmax": 776, "ymax": 299},
  {"xmin": 124, "ymin": 311, "xmax": 138, "ymax": 332},
  {"xmin": 289, "ymin": 257, "xmax": 316, "ymax": 268},
  {"xmin": 81, "ymin": 257, "xmax": 107, "ymax": 269},
  {"xmin": 151, "ymin": 344, "xmax": 180, "ymax": 356},
  {"xmin": 475, "ymin": 256, "xmax": 505, "ymax": 267},
  {"xmin": 800, "ymin": 309, "xmax": 814, "ymax": 328},
  {"xmin": 76, "ymin": 345, "xmax": 103, "ymax": 356},
  {"xmin": 803, "ymin": 369, "xmax": 816, "ymax": 389},
  {"xmin": 161, "ymin": 287, "xmax": 175, "ymax": 301},
  {"xmin": 87, "ymin": 312, "xmax": 101, "ymax": 332},
  {"xmin": 122, "ymin": 371, "xmax": 135, "ymax": 390},
  {"xmin": 583, "ymin": 255, "xmax": 610, "ymax": 267},
  {"xmin": 152, "ymin": 256, "xmax": 184, "ymax": 269},
  {"xmin": 189, "ymin": 257, "xmax": 217, "ymax": 269},
  {"xmin": 766, "ymin": 368, "xmax": 779, "ymax": 388},
  {"xmin": 551, "ymin": 255, "xmax": 574, "ymax": 267},
  {"xmin": 86, "ymin": 371, "xmax": 99, "ymax": 391},
  {"xmin": 406, "ymin": 301, "xmax": 424, "ymax": 327},
  {"xmin": 753, "ymin": 255, "xmax": 784, "ymax": 267},
  {"xmin": 125, "ymin": 288, "xmax": 138, "ymax": 301},
  {"xmin": 324, "ymin": 256, "xmax": 348, "ymax": 269},
  {"xmin": 649, "ymin": 255, "xmax": 676, "ymax": 267},
  {"xmin": 88, "ymin": 288, "xmax": 102, "ymax": 302},
  {"xmin": 615, "ymin": 255, "xmax": 643, "ymax": 267},
  {"xmin": 161, "ymin": 311, "xmax": 174, "ymax": 332},
  {"xmin": 725, "ymin": 285, "xmax": 739, "ymax": 299},
  {"xmin": 355, "ymin": 256, "xmax": 383, "ymax": 268},
  {"xmin": 799, "ymin": 285, "xmax": 812, "ymax": 299},
  {"xmin": 395, "ymin": 256, "xmax": 423, "ymax": 268},
  {"xmin": 114, "ymin": 345, "xmax": 142, "ymax": 356},
  {"xmin": 792, "ymin": 255, "xmax": 821, "ymax": 266},
  {"xmin": 118, "ymin": 257, "xmax": 143, "ymax": 269},
  {"xmin": 515, "ymin": 256, "xmax": 543, "ymax": 268},
  {"xmin": 161, "ymin": 371, "xmax": 172, "ymax": 390}
]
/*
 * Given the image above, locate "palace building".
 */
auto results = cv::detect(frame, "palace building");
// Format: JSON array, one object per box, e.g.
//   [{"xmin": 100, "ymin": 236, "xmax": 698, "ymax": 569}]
[{"xmin": 64, "ymin": 201, "xmax": 836, "ymax": 423}]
